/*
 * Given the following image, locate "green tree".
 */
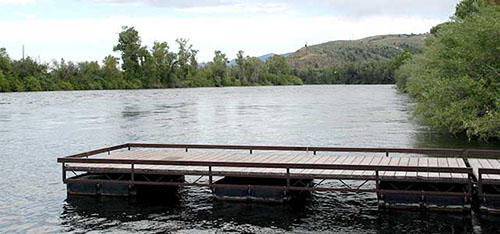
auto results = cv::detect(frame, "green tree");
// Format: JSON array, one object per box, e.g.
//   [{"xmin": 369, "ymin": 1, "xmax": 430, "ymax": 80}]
[
  {"xmin": 455, "ymin": 0, "xmax": 480, "ymax": 19},
  {"xmin": 0, "ymin": 48, "xmax": 13, "ymax": 92},
  {"xmin": 235, "ymin": 50, "xmax": 246, "ymax": 84},
  {"xmin": 102, "ymin": 55, "xmax": 124, "ymax": 89},
  {"xmin": 266, "ymin": 55, "xmax": 291, "ymax": 75},
  {"xmin": 398, "ymin": 3, "xmax": 500, "ymax": 139},
  {"xmin": 210, "ymin": 50, "xmax": 229, "ymax": 86},
  {"xmin": 0, "ymin": 71, "xmax": 10, "ymax": 92},
  {"xmin": 244, "ymin": 56, "xmax": 264, "ymax": 83},
  {"xmin": 11, "ymin": 57, "xmax": 48, "ymax": 80},
  {"xmin": 113, "ymin": 26, "xmax": 143, "ymax": 82},
  {"xmin": 24, "ymin": 76, "xmax": 42, "ymax": 91},
  {"xmin": 77, "ymin": 61, "xmax": 103, "ymax": 90},
  {"xmin": 175, "ymin": 38, "xmax": 198, "ymax": 85}
]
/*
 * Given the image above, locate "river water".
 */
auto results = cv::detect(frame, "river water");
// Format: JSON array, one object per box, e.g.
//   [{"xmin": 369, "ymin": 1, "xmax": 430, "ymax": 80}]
[{"xmin": 1, "ymin": 85, "xmax": 500, "ymax": 233}]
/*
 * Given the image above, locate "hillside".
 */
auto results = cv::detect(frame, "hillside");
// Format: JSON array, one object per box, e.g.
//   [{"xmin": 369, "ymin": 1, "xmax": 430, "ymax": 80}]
[
  {"xmin": 288, "ymin": 34, "xmax": 427, "ymax": 70},
  {"xmin": 227, "ymin": 52, "xmax": 291, "ymax": 65}
]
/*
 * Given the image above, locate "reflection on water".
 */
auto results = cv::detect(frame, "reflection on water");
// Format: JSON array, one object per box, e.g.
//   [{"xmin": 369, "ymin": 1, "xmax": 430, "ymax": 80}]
[
  {"xmin": 61, "ymin": 190, "xmax": 500, "ymax": 233},
  {"xmin": 1, "ymin": 85, "xmax": 500, "ymax": 233}
]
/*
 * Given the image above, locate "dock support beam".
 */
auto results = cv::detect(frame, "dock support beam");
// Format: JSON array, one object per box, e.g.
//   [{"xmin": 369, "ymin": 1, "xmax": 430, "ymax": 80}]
[
  {"xmin": 375, "ymin": 170, "xmax": 380, "ymax": 202},
  {"xmin": 209, "ymin": 166, "xmax": 213, "ymax": 185},
  {"xmin": 286, "ymin": 168, "xmax": 290, "ymax": 190},
  {"xmin": 131, "ymin": 163, "xmax": 135, "ymax": 183},
  {"xmin": 62, "ymin": 163, "xmax": 66, "ymax": 182}
]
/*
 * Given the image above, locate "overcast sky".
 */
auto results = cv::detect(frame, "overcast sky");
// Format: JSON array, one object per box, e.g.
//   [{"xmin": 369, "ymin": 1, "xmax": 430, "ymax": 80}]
[{"xmin": 0, "ymin": 0, "xmax": 461, "ymax": 63}]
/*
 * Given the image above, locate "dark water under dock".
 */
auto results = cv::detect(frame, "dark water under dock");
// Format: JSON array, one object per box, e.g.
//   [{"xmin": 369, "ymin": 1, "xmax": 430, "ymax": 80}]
[{"xmin": 2, "ymin": 85, "xmax": 500, "ymax": 233}]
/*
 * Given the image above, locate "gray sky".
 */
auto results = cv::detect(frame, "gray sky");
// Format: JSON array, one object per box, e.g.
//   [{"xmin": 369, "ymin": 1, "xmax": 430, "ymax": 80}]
[{"xmin": 0, "ymin": 0, "xmax": 461, "ymax": 62}]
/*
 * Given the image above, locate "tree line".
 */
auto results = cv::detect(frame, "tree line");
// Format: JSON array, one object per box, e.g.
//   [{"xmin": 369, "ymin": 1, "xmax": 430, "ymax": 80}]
[
  {"xmin": 0, "ymin": 26, "xmax": 302, "ymax": 92},
  {"xmin": 396, "ymin": 0, "xmax": 500, "ymax": 140},
  {"xmin": 294, "ymin": 51, "xmax": 413, "ymax": 85}
]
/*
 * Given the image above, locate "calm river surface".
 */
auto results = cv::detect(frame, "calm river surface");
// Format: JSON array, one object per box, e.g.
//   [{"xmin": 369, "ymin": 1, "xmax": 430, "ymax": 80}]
[{"xmin": 1, "ymin": 85, "xmax": 500, "ymax": 233}]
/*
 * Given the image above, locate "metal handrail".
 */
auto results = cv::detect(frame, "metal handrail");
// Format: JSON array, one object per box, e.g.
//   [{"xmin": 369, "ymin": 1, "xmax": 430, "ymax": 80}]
[{"xmin": 59, "ymin": 143, "xmax": 500, "ymax": 159}]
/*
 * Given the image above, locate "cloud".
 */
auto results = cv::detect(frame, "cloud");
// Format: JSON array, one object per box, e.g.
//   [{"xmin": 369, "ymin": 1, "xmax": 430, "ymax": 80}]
[
  {"xmin": 0, "ymin": 15, "xmax": 441, "ymax": 63},
  {"xmin": 176, "ymin": 3, "xmax": 289, "ymax": 14},
  {"xmin": 12, "ymin": 11, "xmax": 37, "ymax": 19},
  {"xmin": 88, "ymin": 0, "xmax": 460, "ymax": 18},
  {"xmin": 89, "ymin": 0, "xmax": 236, "ymax": 8},
  {"xmin": 305, "ymin": 0, "xmax": 461, "ymax": 18},
  {"xmin": 0, "ymin": 0, "xmax": 37, "ymax": 4}
]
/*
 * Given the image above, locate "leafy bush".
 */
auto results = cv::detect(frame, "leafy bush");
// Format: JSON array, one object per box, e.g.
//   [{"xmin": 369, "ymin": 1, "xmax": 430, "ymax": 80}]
[{"xmin": 397, "ymin": 3, "xmax": 500, "ymax": 140}]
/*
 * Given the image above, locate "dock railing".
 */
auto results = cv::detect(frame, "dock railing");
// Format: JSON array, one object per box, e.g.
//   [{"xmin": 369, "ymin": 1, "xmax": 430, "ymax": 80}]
[
  {"xmin": 60, "ymin": 143, "xmax": 500, "ymax": 159},
  {"xmin": 477, "ymin": 168, "xmax": 500, "ymax": 199},
  {"xmin": 55, "ymin": 143, "xmax": 500, "ymax": 200}
]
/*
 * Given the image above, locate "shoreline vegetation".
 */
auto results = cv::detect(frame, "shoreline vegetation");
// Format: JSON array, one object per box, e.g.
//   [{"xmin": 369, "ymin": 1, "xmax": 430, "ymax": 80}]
[
  {"xmin": 395, "ymin": 0, "xmax": 500, "ymax": 140},
  {"xmin": 0, "ymin": 27, "xmax": 303, "ymax": 93},
  {"xmin": 0, "ymin": 28, "xmax": 417, "ymax": 93}
]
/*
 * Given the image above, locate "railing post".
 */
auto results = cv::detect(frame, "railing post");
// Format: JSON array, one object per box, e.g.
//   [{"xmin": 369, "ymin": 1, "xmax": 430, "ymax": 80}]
[
  {"xmin": 467, "ymin": 170, "xmax": 473, "ymax": 202},
  {"xmin": 62, "ymin": 162, "xmax": 66, "ymax": 182},
  {"xmin": 375, "ymin": 170, "xmax": 380, "ymax": 201},
  {"xmin": 286, "ymin": 168, "xmax": 290, "ymax": 190},
  {"xmin": 185, "ymin": 147, "xmax": 188, "ymax": 152},
  {"xmin": 131, "ymin": 163, "xmax": 135, "ymax": 183},
  {"xmin": 250, "ymin": 149, "xmax": 253, "ymax": 154},
  {"xmin": 385, "ymin": 151, "xmax": 389, "ymax": 157},
  {"xmin": 478, "ymin": 169, "xmax": 483, "ymax": 202},
  {"xmin": 209, "ymin": 166, "xmax": 213, "ymax": 185}
]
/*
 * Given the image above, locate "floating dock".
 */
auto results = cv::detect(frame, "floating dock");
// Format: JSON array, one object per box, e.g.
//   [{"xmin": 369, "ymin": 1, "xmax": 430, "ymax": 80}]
[
  {"xmin": 57, "ymin": 143, "xmax": 500, "ymax": 213},
  {"xmin": 469, "ymin": 158, "xmax": 500, "ymax": 214}
]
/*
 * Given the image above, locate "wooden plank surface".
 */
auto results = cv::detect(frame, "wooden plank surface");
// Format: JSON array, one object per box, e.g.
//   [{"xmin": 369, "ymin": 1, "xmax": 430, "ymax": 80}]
[
  {"xmin": 66, "ymin": 150, "xmax": 471, "ymax": 182},
  {"xmin": 469, "ymin": 158, "xmax": 500, "ymax": 181}
]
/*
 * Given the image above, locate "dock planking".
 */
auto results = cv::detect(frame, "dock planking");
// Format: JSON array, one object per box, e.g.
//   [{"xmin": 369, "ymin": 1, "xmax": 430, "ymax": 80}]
[
  {"xmin": 64, "ymin": 150, "xmax": 471, "ymax": 182},
  {"xmin": 469, "ymin": 158, "xmax": 500, "ymax": 182}
]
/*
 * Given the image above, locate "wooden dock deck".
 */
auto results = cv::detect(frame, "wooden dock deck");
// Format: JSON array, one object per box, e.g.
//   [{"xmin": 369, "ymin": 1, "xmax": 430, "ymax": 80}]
[
  {"xmin": 468, "ymin": 158, "xmax": 500, "ymax": 213},
  {"xmin": 64, "ymin": 150, "xmax": 471, "ymax": 183},
  {"xmin": 58, "ymin": 143, "xmax": 500, "ymax": 212}
]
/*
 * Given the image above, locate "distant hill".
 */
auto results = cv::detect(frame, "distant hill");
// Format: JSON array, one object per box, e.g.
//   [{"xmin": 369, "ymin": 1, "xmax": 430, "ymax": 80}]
[
  {"xmin": 227, "ymin": 52, "xmax": 292, "ymax": 65},
  {"xmin": 288, "ymin": 34, "xmax": 427, "ymax": 70},
  {"xmin": 257, "ymin": 52, "xmax": 292, "ymax": 61}
]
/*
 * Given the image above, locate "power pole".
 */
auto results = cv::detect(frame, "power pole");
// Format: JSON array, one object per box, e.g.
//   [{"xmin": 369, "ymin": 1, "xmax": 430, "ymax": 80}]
[{"xmin": 22, "ymin": 45, "xmax": 25, "ymax": 60}]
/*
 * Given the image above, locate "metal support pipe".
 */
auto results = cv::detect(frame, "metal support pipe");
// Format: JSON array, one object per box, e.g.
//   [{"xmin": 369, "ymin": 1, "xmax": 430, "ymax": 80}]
[
  {"xmin": 478, "ymin": 169, "xmax": 483, "ymax": 201},
  {"xmin": 209, "ymin": 166, "xmax": 213, "ymax": 185},
  {"xmin": 62, "ymin": 163, "xmax": 66, "ymax": 182},
  {"xmin": 375, "ymin": 170, "xmax": 380, "ymax": 201},
  {"xmin": 286, "ymin": 168, "xmax": 290, "ymax": 190},
  {"xmin": 466, "ymin": 171, "xmax": 473, "ymax": 202},
  {"xmin": 131, "ymin": 163, "xmax": 135, "ymax": 183}
]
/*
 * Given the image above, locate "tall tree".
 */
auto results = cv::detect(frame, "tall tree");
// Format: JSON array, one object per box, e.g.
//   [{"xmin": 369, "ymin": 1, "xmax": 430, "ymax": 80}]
[
  {"xmin": 244, "ymin": 56, "xmax": 264, "ymax": 83},
  {"xmin": 235, "ymin": 50, "xmax": 246, "ymax": 84},
  {"xmin": 266, "ymin": 55, "xmax": 291, "ymax": 75},
  {"xmin": 210, "ymin": 50, "xmax": 228, "ymax": 86},
  {"xmin": 102, "ymin": 55, "xmax": 123, "ymax": 89},
  {"xmin": 113, "ymin": 26, "xmax": 143, "ymax": 82},
  {"xmin": 175, "ymin": 38, "xmax": 197, "ymax": 83}
]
